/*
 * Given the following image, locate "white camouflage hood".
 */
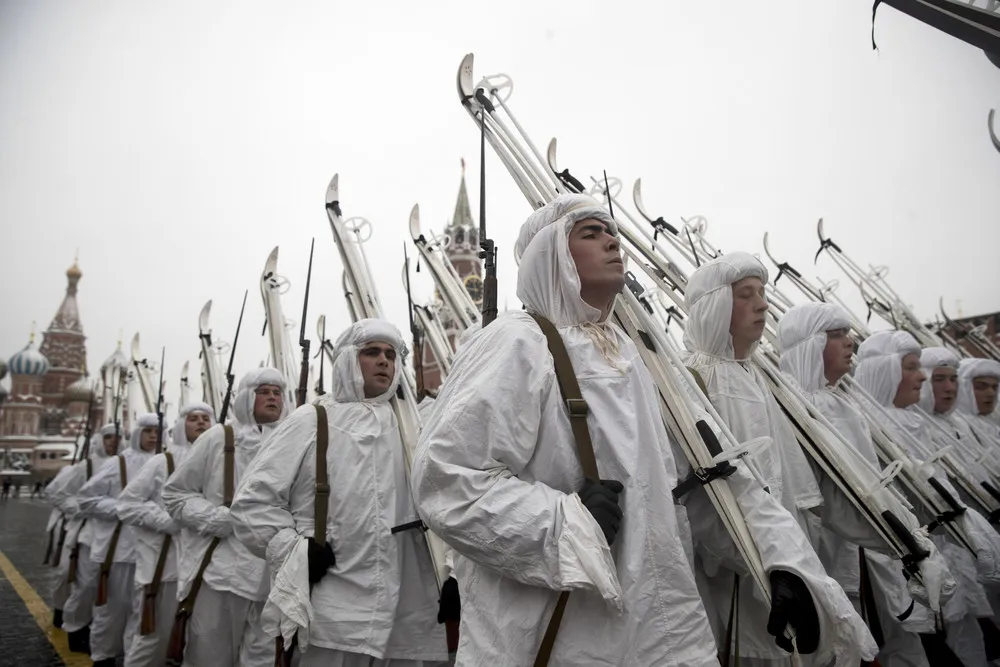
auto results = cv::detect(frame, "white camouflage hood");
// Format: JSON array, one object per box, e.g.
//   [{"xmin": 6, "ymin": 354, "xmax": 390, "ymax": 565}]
[
  {"xmin": 918, "ymin": 347, "xmax": 960, "ymax": 415},
  {"xmin": 683, "ymin": 251, "xmax": 768, "ymax": 361},
  {"xmin": 515, "ymin": 193, "xmax": 618, "ymax": 328},
  {"xmin": 855, "ymin": 330, "xmax": 921, "ymax": 408},
  {"xmin": 777, "ymin": 302, "xmax": 851, "ymax": 394}
]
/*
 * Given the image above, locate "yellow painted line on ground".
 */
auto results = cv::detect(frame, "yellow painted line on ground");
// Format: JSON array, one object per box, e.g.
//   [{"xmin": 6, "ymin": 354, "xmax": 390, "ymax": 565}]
[{"xmin": 0, "ymin": 550, "xmax": 92, "ymax": 667}]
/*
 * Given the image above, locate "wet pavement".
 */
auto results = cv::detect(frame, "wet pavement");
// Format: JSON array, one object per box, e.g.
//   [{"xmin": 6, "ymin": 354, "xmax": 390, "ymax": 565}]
[{"xmin": 0, "ymin": 496, "xmax": 88, "ymax": 666}]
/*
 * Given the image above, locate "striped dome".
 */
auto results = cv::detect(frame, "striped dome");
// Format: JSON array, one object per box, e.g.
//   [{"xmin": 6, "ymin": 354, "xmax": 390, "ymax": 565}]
[{"xmin": 9, "ymin": 341, "xmax": 49, "ymax": 376}]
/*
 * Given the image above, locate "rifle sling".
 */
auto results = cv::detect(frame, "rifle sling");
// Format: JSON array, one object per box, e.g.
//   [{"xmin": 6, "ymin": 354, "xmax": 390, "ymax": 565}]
[
  {"xmin": 277, "ymin": 404, "xmax": 330, "ymax": 665},
  {"xmin": 178, "ymin": 426, "xmax": 234, "ymax": 615},
  {"xmin": 314, "ymin": 405, "xmax": 329, "ymax": 547},
  {"xmin": 149, "ymin": 453, "xmax": 177, "ymax": 594},
  {"xmin": 528, "ymin": 314, "xmax": 600, "ymax": 667},
  {"xmin": 97, "ymin": 455, "xmax": 129, "ymax": 605}
]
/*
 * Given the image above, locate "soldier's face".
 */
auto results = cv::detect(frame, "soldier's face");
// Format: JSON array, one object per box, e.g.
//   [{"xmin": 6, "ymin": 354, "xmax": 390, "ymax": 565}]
[
  {"xmin": 930, "ymin": 367, "xmax": 958, "ymax": 414},
  {"xmin": 973, "ymin": 376, "xmax": 999, "ymax": 416},
  {"xmin": 253, "ymin": 385, "xmax": 284, "ymax": 424},
  {"xmin": 184, "ymin": 412, "xmax": 212, "ymax": 443},
  {"xmin": 139, "ymin": 427, "xmax": 159, "ymax": 452},
  {"xmin": 102, "ymin": 434, "xmax": 119, "ymax": 456},
  {"xmin": 358, "ymin": 342, "xmax": 396, "ymax": 398}
]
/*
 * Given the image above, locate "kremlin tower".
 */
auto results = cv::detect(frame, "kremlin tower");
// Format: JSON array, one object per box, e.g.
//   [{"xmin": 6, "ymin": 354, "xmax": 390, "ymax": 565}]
[{"xmin": 0, "ymin": 260, "xmax": 103, "ymax": 480}]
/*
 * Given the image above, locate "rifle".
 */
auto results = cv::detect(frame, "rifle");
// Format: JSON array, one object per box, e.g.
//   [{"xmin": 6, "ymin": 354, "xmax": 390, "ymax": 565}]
[
  {"xmin": 51, "ymin": 391, "xmax": 98, "ymax": 567},
  {"xmin": 72, "ymin": 381, "xmax": 98, "ymax": 465},
  {"xmin": 476, "ymin": 91, "xmax": 498, "ymax": 327},
  {"xmin": 296, "ymin": 239, "xmax": 315, "ymax": 407},
  {"xmin": 315, "ymin": 315, "xmax": 327, "ymax": 397},
  {"xmin": 218, "ymin": 291, "xmax": 248, "ymax": 423},
  {"xmin": 112, "ymin": 366, "xmax": 128, "ymax": 445},
  {"xmin": 155, "ymin": 348, "xmax": 166, "ymax": 454},
  {"xmin": 403, "ymin": 244, "xmax": 427, "ymax": 396}
]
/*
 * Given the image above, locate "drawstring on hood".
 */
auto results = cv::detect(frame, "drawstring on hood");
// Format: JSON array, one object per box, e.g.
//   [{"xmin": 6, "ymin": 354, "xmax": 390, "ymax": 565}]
[{"xmin": 515, "ymin": 194, "xmax": 624, "ymax": 371}]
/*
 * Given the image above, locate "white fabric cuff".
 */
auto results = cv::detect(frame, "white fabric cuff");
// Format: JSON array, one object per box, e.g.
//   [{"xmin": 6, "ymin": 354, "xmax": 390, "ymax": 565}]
[{"xmin": 556, "ymin": 493, "xmax": 623, "ymax": 612}]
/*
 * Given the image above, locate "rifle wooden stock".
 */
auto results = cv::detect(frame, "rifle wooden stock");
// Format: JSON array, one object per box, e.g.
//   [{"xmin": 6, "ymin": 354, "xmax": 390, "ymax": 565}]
[
  {"xmin": 96, "ymin": 523, "xmax": 124, "ymax": 605},
  {"xmin": 274, "ymin": 636, "xmax": 295, "ymax": 667},
  {"xmin": 141, "ymin": 536, "xmax": 173, "ymax": 634},
  {"xmin": 140, "ymin": 584, "xmax": 157, "ymax": 635},
  {"xmin": 96, "ymin": 564, "xmax": 110, "ymax": 606},
  {"xmin": 165, "ymin": 605, "xmax": 190, "ymax": 667},
  {"xmin": 66, "ymin": 522, "xmax": 85, "ymax": 585},
  {"xmin": 43, "ymin": 525, "xmax": 56, "ymax": 565},
  {"xmin": 53, "ymin": 521, "xmax": 68, "ymax": 568}
]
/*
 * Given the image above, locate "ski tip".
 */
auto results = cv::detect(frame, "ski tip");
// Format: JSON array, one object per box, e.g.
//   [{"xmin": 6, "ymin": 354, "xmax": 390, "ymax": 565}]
[
  {"xmin": 546, "ymin": 138, "xmax": 558, "ymax": 172},
  {"xmin": 326, "ymin": 174, "xmax": 339, "ymax": 205},
  {"xmin": 130, "ymin": 332, "xmax": 141, "ymax": 360},
  {"xmin": 632, "ymin": 178, "xmax": 647, "ymax": 215},
  {"xmin": 816, "ymin": 217, "xmax": 825, "ymax": 241},
  {"xmin": 264, "ymin": 246, "xmax": 279, "ymax": 273},
  {"xmin": 989, "ymin": 109, "xmax": 1000, "ymax": 154},
  {"xmin": 199, "ymin": 300, "xmax": 212, "ymax": 330},
  {"xmin": 457, "ymin": 53, "xmax": 475, "ymax": 102},
  {"xmin": 408, "ymin": 204, "xmax": 421, "ymax": 239}
]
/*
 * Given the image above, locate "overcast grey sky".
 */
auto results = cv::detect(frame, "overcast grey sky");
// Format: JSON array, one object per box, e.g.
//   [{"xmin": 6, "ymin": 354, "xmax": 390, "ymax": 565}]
[{"xmin": 2, "ymin": 0, "xmax": 998, "ymax": 417}]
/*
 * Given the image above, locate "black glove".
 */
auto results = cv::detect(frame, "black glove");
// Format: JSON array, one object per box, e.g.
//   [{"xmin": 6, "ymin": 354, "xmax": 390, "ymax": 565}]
[
  {"xmin": 578, "ymin": 479, "xmax": 624, "ymax": 547},
  {"xmin": 767, "ymin": 570, "xmax": 820, "ymax": 654},
  {"xmin": 437, "ymin": 576, "xmax": 461, "ymax": 623},
  {"xmin": 307, "ymin": 538, "xmax": 335, "ymax": 586}
]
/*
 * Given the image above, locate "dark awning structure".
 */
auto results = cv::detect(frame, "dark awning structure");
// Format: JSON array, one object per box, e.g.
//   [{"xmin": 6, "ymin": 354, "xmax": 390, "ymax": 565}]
[{"xmin": 873, "ymin": 0, "xmax": 1000, "ymax": 68}]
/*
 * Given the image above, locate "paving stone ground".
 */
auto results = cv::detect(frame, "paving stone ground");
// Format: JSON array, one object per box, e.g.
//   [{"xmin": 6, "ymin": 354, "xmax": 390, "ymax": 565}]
[{"xmin": 0, "ymin": 496, "xmax": 85, "ymax": 666}]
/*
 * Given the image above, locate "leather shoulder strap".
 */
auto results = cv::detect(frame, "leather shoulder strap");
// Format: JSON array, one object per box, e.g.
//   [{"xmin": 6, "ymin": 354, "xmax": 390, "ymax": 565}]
[
  {"xmin": 118, "ymin": 454, "xmax": 128, "ymax": 488},
  {"xmin": 528, "ymin": 314, "xmax": 599, "ymax": 481},
  {"xmin": 527, "ymin": 314, "xmax": 601, "ymax": 667},
  {"xmin": 687, "ymin": 367, "xmax": 710, "ymax": 399},
  {"xmin": 164, "ymin": 452, "xmax": 175, "ymax": 476},
  {"xmin": 222, "ymin": 426, "xmax": 234, "ymax": 507},
  {"xmin": 313, "ymin": 405, "xmax": 330, "ymax": 546}
]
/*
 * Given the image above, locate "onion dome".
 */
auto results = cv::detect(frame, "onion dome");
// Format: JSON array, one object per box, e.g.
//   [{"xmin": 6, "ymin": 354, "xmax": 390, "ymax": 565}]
[
  {"xmin": 66, "ymin": 261, "xmax": 82, "ymax": 280},
  {"xmin": 64, "ymin": 375, "xmax": 96, "ymax": 403},
  {"xmin": 101, "ymin": 341, "xmax": 128, "ymax": 373},
  {"xmin": 9, "ymin": 334, "xmax": 49, "ymax": 376},
  {"xmin": 0, "ymin": 357, "xmax": 7, "ymax": 381}
]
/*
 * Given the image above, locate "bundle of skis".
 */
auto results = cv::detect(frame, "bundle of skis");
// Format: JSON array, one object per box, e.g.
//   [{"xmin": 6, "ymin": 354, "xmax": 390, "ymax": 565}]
[{"xmin": 441, "ymin": 52, "xmax": 1000, "ymax": 624}]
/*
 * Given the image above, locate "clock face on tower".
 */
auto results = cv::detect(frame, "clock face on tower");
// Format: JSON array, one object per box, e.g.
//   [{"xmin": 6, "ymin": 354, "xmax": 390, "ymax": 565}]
[{"xmin": 463, "ymin": 275, "xmax": 484, "ymax": 305}]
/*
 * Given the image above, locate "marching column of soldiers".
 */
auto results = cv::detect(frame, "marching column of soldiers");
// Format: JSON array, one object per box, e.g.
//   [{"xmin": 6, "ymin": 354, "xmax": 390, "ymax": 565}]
[{"xmin": 36, "ymin": 193, "xmax": 1000, "ymax": 666}]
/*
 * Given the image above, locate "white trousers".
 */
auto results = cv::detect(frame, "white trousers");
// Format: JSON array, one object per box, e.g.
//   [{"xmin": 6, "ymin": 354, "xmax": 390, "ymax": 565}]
[
  {"xmin": 124, "ymin": 579, "xmax": 178, "ymax": 667},
  {"xmin": 182, "ymin": 585, "xmax": 271, "ymax": 667},
  {"xmin": 62, "ymin": 544, "xmax": 97, "ymax": 633},
  {"xmin": 90, "ymin": 562, "xmax": 137, "ymax": 661},
  {"xmin": 946, "ymin": 613, "xmax": 988, "ymax": 667},
  {"xmin": 875, "ymin": 617, "xmax": 930, "ymax": 667},
  {"xmin": 50, "ymin": 564, "xmax": 70, "ymax": 610},
  {"xmin": 298, "ymin": 647, "xmax": 445, "ymax": 667}
]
